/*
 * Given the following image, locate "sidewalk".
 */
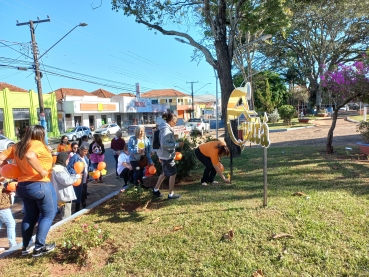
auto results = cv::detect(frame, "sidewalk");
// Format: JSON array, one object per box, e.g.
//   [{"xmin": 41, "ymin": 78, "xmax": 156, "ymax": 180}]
[{"xmin": 0, "ymin": 172, "xmax": 124, "ymax": 254}]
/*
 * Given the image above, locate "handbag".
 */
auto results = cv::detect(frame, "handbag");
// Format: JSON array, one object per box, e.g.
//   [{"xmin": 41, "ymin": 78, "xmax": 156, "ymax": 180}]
[
  {"xmin": 0, "ymin": 186, "xmax": 12, "ymax": 210},
  {"xmin": 138, "ymin": 155, "xmax": 148, "ymax": 169}
]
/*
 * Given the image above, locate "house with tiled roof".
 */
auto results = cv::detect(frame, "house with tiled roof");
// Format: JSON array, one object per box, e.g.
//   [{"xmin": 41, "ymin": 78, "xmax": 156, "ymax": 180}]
[
  {"xmin": 141, "ymin": 89, "xmax": 192, "ymax": 119},
  {"xmin": 117, "ymin": 92, "xmax": 136, "ymax": 97},
  {"xmin": 0, "ymin": 82, "xmax": 28, "ymax": 92},
  {"xmin": 91, "ymin": 88, "xmax": 116, "ymax": 98},
  {"xmin": 0, "ymin": 82, "xmax": 59, "ymax": 140},
  {"xmin": 53, "ymin": 88, "xmax": 90, "ymax": 101}
]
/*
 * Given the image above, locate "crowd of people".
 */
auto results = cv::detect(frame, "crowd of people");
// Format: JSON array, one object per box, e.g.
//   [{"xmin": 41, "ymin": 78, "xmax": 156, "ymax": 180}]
[{"xmin": 0, "ymin": 112, "xmax": 231, "ymax": 257}]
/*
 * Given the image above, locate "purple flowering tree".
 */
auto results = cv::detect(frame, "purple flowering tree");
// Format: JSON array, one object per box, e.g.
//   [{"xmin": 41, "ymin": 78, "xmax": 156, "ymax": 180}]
[{"xmin": 321, "ymin": 60, "xmax": 369, "ymax": 153}]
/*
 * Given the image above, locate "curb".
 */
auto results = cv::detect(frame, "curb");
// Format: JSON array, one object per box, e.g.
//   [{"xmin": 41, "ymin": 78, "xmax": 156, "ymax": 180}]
[
  {"xmin": 0, "ymin": 184, "xmax": 121, "ymax": 259},
  {"xmin": 270, "ymin": 125, "xmax": 316, "ymax": 133}
]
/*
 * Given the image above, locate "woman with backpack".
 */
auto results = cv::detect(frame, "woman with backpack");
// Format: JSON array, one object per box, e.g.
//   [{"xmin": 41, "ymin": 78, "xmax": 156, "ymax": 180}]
[{"xmin": 153, "ymin": 112, "xmax": 183, "ymax": 200}]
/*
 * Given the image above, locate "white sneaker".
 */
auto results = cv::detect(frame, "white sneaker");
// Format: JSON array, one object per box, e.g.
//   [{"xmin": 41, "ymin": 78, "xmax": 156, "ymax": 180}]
[
  {"xmin": 211, "ymin": 181, "xmax": 219, "ymax": 184},
  {"xmin": 201, "ymin": 182, "xmax": 208, "ymax": 186}
]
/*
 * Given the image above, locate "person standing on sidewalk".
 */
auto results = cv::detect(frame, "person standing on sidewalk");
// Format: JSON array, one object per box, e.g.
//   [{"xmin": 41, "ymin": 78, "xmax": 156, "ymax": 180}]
[
  {"xmin": 0, "ymin": 125, "xmax": 57, "ymax": 257},
  {"xmin": 57, "ymin": 135, "xmax": 71, "ymax": 153},
  {"xmin": 111, "ymin": 130, "xmax": 125, "ymax": 178},
  {"xmin": 67, "ymin": 145, "xmax": 92, "ymax": 212},
  {"xmin": 52, "ymin": 152, "xmax": 81, "ymax": 219},
  {"xmin": 89, "ymin": 134, "xmax": 105, "ymax": 183},
  {"xmin": 0, "ymin": 180, "xmax": 17, "ymax": 251},
  {"xmin": 153, "ymin": 112, "xmax": 183, "ymax": 200}
]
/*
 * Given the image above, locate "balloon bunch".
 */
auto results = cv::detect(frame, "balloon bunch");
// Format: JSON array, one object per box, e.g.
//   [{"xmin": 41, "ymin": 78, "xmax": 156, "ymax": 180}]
[
  {"xmin": 144, "ymin": 165, "xmax": 157, "ymax": 177},
  {"xmin": 88, "ymin": 162, "xmax": 107, "ymax": 181}
]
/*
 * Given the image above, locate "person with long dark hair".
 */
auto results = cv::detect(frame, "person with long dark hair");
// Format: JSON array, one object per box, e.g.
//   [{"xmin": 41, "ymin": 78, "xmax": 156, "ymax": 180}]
[
  {"xmin": 78, "ymin": 135, "xmax": 89, "ymax": 149},
  {"xmin": 57, "ymin": 135, "xmax": 71, "ymax": 153},
  {"xmin": 111, "ymin": 130, "xmax": 125, "ymax": 178},
  {"xmin": 89, "ymin": 134, "xmax": 105, "ymax": 183},
  {"xmin": 0, "ymin": 125, "xmax": 57, "ymax": 257},
  {"xmin": 195, "ymin": 140, "xmax": 230, "ymax": 185},
  {"xmin": 153, "ymin": 112, "xmax": 183, "ymax": 199}
]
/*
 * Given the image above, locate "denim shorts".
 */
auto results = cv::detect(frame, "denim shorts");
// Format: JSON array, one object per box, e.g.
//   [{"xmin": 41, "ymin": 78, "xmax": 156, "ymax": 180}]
[{"xmin": 161, "ymin": 159, "xmax": 177, "ymax": 177}]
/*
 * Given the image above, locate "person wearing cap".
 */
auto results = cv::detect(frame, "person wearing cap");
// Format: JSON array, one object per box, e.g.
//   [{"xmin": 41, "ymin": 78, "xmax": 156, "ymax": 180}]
[
  {"xmin": 111, "ymin": 130, "xmax": 126, "ymax": 178},
  {"xmin": 67, "ymin": 144, "xmax": 92, "ymax": 212}
]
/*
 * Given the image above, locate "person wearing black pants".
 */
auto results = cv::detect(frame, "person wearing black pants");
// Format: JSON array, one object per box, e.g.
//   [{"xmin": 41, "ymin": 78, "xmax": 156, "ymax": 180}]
[
  {"xmin": 111, "ymin": 130, "xmax": 126, "ymax": 178},
  {"xmin": 195, "ymin": 140, "xmax": 231, "ymax": 186}
]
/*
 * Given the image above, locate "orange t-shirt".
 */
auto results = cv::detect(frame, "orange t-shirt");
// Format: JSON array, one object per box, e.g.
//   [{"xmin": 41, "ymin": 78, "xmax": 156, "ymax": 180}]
[
  {"xmin": 1, "ymin": 140, "xmax": 53, "ymax": 182},
  {"xmin": 198, "ymin": 140, "xmax": 226, "ymax": 166},
  {"xmin": 57, "ymin": 144, "xmax": 71, "ymax": 153}
]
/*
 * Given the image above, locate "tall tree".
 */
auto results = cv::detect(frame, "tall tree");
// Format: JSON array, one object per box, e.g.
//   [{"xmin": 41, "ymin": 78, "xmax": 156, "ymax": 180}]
[
  {"xmin": 321, "ymin": 60, "xmax": 369, "ymax": 153},
  {"xmin": 111, "ymin": 0, "xmax": 289, "ymax": 154},
  {"xmin": 262, "ymin": 0, "xmax": 369, "ymax": 112}
]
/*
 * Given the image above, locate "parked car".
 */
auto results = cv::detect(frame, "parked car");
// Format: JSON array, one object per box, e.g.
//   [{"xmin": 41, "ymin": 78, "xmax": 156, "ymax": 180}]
[
  {"xmin": 94, "ymin": 123, "xmax": 121, "ymax": 136},
  {"xmin": 61, "ymin": 126, "xmax": 92, "ymax": 141},
  {"xmin": 0, "ymin": 135, "xmax": 15, "ymax": 151},
  {"xmin": 186, "ymin": 118, "xmax": 210, "ymax": 136}
]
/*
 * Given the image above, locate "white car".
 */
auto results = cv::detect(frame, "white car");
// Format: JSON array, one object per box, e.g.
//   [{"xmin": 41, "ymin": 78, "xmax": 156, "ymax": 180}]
[
  {"xmin": 0, "ymin": 135, "xmax": 15, "ymax": 151},
  {"xmin": 94, "ymin": 123, "xmax": 121, "ymax": 136}
]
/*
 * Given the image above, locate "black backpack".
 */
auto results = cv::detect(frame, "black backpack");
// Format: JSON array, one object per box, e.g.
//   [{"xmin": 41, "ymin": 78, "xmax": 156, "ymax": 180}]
[{"xmin": 152, "ymin": 129, "xmax": 161, "ymax": 150}]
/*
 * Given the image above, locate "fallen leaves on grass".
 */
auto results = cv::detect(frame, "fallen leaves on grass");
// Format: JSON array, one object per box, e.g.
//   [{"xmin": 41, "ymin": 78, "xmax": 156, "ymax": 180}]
[
  {"xmin": 173, "ymin": 226, "xmax": 183, "ymax": 231},
  {"xmin": 272, "ymin": 233, "xmax": 293, "ymax": 239},
  {"xmin": 251, "ymin": 269, "xmax": 264, "ymax": 277},
  {"xmin": 222, "ymin": 229, "xmax": 234, "ymax": 241},
  {"xmin": 292, "ymin": 191, "xmax": 307, "ymax": 197},
  {"xmin": 150, "ymin": 217, "xmax": 160, "ymax": 224}
]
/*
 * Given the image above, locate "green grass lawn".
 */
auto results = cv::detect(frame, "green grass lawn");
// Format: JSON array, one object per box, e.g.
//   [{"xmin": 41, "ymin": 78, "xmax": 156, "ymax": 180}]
[
  {"xmin": 1, "ymin": 146, "xmax": 369, "ymax": 276},
  {"xmin": 268, "ymin": 117, "xmax": 315, "ymax": 130},
  {"xmin": 348, "ymin": 115, "xmax": 368, "ymax": 122}
]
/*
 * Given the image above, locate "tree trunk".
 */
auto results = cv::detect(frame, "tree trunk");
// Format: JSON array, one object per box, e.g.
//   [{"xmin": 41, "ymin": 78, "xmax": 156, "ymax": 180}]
[
  {"xmin": 326, "ymin": 108, "xmax": 339, "ymax": 154},
  {"xmin": 214, "ymin": 34, "xmax": 241, "ymax": 157}
]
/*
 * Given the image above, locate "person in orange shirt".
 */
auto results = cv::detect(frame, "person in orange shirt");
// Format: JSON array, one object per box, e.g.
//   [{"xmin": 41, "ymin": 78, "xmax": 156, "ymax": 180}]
[
  {"xmin": 195, "ymin": 140, "xmax": 231, "ymax": 186},
  {"xmin": 57, "ymin": 135, "xmax": 71, "ymax": 153},
  {"xmin": 0, "ymin": 125, "xmax": 57, "ymax": 258}
]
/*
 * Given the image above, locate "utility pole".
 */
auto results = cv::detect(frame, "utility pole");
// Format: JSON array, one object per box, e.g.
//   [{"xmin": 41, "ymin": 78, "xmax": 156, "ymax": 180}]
[
  {"xmin": 187, "ymin": 81, "xmax": 198, "ymax": 118},
  {"xmin": 17, "ymin": 18, "xmax": 50, "ymax": 143}
]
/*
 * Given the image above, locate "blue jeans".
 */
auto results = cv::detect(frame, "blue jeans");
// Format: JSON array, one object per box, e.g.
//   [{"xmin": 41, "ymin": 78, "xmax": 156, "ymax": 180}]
[
  {"xmin": 17, "ymin": 181, "xmax": 57, "ymax": 249},
  {"xmin": 0, "ymin": 208, "xmax": 17, "ymax": 248}
]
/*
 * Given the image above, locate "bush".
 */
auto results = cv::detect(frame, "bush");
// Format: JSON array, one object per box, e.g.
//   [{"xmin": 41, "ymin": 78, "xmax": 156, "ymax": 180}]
[
  {"xmin": 61, "ymin": 223, "xmax": 110, "ymax": 265},
  {"xmin": 151, "ymin": 136, "xmax": 199, "ymax": 182},
  {"xmin": 357, "ymin": 120, "xmax": 369, "ymax": 143},
  {"xmin": 278, "ymin": 105, "xmax": 295, "ymax": 125},
  {"xmin": 267, "ymin": 109, "xmax": 280, "ymax": 123}
]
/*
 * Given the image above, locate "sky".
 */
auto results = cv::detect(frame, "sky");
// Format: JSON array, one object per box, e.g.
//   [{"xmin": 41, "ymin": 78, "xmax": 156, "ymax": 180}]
[{"xmin": 0, "ymin": 0, "xmax": 217, "ymax": 99}]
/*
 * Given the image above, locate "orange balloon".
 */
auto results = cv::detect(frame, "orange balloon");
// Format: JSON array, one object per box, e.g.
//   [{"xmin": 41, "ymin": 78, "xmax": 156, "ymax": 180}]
[
  {"xmin": 148, "ymin": 165, "xmax": 156, "ymax": 175},
  {"xmin": 97, "ymin": 162, "xmax": 106, "ymax": 171},
  {"xmin": 174, "ymin": 152, "xmax": 182, "ymax": 161},
  {"xmin": 145, "ymin": 168, "xmax": 151, "ymax": 177},
  {"xmin": 0, "ymin": 164, "xmax": 21, "ymax": 179},
  {"xmin": 52, "ymin": 156, "xmax": 57, "ymax": 164},
  {"xmin": 74, "ymin": 161, "xmax": 84, "ymax": 174},
  {"xmin": 219, "ymin": 163, "xmax": 224, "ymax": 172},
  {"xmin": 73, "ymin": 178, "xmax": 82, "ymax": 186},
  {"xmin": 92, "ymin": 170, "xmax": 101, "ymax": 179},
  {"xmin": 6, "ymin": 181, "xmax": 17, "ymax": 191}
]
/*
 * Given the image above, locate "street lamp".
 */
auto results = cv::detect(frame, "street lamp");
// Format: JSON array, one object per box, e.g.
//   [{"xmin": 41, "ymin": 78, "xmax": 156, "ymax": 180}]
[{"xmin": 17, "ymin": 20, "xmax": 87, "ymax": 144}]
